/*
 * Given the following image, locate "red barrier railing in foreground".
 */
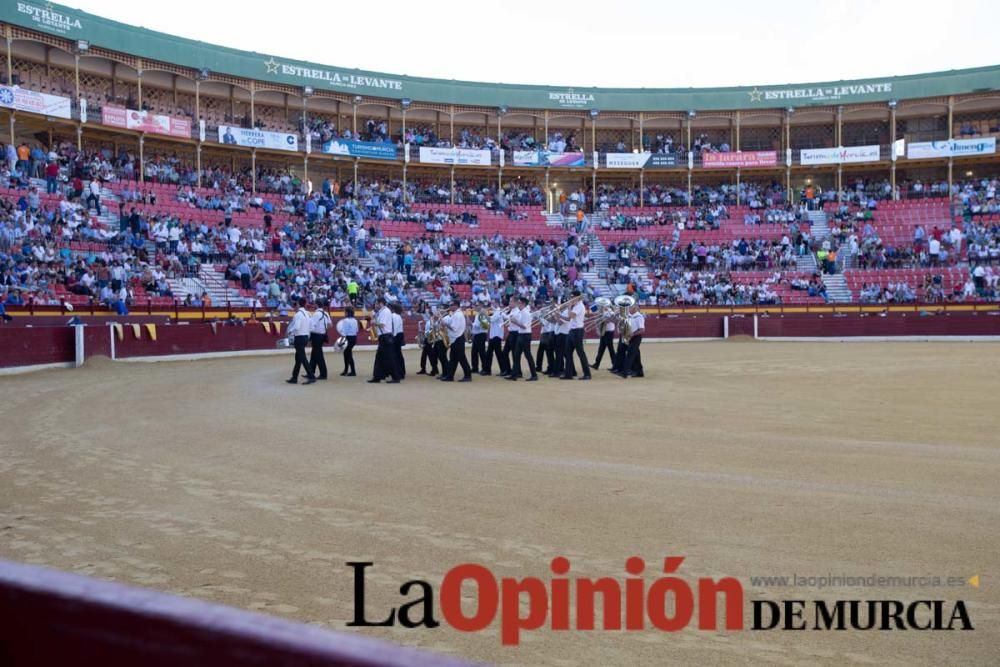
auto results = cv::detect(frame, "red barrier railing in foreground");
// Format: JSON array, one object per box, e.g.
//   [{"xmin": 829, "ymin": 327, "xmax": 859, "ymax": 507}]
[{"xmin": 0, "ymin": 560, "xmax": 474, "ymax": 667}]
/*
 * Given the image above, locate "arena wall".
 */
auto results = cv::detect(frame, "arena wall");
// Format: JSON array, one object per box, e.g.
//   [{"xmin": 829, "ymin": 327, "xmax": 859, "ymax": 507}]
[{"xmin": 2, "ymin": 312, "xmax": 998, "ymax": 372}]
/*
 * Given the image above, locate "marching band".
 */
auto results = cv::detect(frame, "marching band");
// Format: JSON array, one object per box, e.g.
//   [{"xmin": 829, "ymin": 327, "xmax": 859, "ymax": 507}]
[{"xmin": 282, "ymin": 292, "xmax": 647, "ymax": 386}]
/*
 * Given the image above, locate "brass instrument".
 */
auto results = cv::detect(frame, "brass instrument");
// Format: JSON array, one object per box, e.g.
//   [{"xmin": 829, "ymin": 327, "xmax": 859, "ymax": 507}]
[
  {"xmin": 584, "ymin": 296, "xmax": 613, "ymax": 334},
  {"xmin": 477, "ymin": 308, "xmax": 491, "ymax": 330},
  {"xmin": 614, "ymin": 295, "xmax": 636, "ymax": 344},
  {"xmin": 531, "ymin": 294, "xmax": 584, "ymax": 325}
]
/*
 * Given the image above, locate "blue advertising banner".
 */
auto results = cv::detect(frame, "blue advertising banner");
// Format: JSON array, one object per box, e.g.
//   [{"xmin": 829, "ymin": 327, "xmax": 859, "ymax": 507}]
[{"xmin": 321, "ymin": 138, "xmax": 398, "ymax": 160}]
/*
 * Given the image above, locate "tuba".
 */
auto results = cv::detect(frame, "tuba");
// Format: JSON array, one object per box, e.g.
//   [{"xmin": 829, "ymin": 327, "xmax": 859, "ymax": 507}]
[{"xmin": 614, "ymin": 295, "xmax": 636, "ymax": 344}]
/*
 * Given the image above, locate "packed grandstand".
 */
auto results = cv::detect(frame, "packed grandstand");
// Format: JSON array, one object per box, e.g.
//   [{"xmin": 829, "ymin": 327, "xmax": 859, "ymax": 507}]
[{"xmin": 1, "ymin": 2, "xmax": 1000, "ymax": 320}]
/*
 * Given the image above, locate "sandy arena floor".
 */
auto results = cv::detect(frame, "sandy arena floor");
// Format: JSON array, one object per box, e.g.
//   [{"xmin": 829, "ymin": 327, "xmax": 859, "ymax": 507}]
[{"xmin": 1, "ymin": 342, "xmax": 998, "ymax": 666}]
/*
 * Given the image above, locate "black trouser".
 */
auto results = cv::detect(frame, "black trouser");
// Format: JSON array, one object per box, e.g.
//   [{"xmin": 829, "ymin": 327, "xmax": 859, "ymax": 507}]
[
  {"xmin": 420, "ymin": 341, "xmax": 439, "ymax": 374},
  {"xmin": 343, "ymin": 335, "xmax": 357, "ymax": 374},
  {"xmin": 512, "ymin": 332, "xmax": 537, "ymax": 378},
  {"xmin": 562, "ymin": 328, "xmax": 590, "ymax": 378},
  {"xmin": 593, "ymin": 330, "xmax": 615, "ymax": 368},
  {"xmin": 446, "ymin": 338, "xmax": 471, "ymax": 380},
  {"xmin": 291, "ymin": 335, "xmax": 312, "ymax": 380},
  {"xmin": 394, "ymin": 332, "xmax": 406, "ymax": 378},
  {"xmin": 501, "ymin": 331, "xmax": 517, "ymax": 375},
  {"xmin": 551, "ymin": 333, "xmax": 567, "ymax": 375},
  {"xmin": 623, "ymin": 335, "xmax": 644, "ymax": 376},
  {"xmin": 241, "ymin": 273, "xmax": 251, "ymax": 290},
  {"xmin": 309, "ymin": 332, "xmax": 327, "ymax": 379},
  {"xmin": 471, "ymin": 332, "xmax": 487, "ymax": 372},
  {"xmin": 611, "ymin": 336, "xmax": 626, "ymax": 372},
  {"xmin": 374, "ymin": 334, "xmax": 400, "ymax": 381},
  {"xmin": 434, "ymin": 340, "xmax": 449, "ymax": 374},
  {"xmin": 487, "ymin": 336, "xmax": 508, "ymax": 375},
  {"xmin": 87, "ymin": 193, "xmax": 100, "ymax": 212},
  {"xmin": 535, "ymin": 332, "xmax": 552, "ymax": 373}
]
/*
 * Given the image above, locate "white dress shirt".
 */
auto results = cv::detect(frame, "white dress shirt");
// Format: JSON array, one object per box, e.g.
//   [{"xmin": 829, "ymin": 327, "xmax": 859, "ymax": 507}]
[
  {"xmin": 374, "ymin": 306, "xmax": 393, "ymax": 337},
  {"xmin": 391, "ymin": 312, "xmax": 403, "ymax": 336},
  {"xmin": 488, "ymin": 310, "xmax": 505, "ymax": 339},
  {"xmin": 514, "ymin": 306, "xmax": 532, "ymax": 334},
  {"xmin": 471, "ymin": 312, "xmax": 485, "ymax": 335},
  {"xmin": 310, "ymin": 309, "xmax": 331, "ymax": 335},
  {"xmin": 629, "ymin": 311, "xmax": 646, "ymax": 336},
  {"xmin": 569, "ymin": 301, "xmax": 586, "ymax": 330},
  {"xmin": 289, "ymin": 307, "xmax": 311, "ymax": 337},
  {"xmin": 337, "ymin": 317, "xmax": 359, "ymax": 336},
  {"xmin": 443, "ymin": 309, "xmax": 466, "ymax": 341},
  {"xmin": 507, "ymin": 306, "xmax": 523, "ymax": 334},
  {"xmin": 556, "ymin": 307, "xmax": 571, "ymax": 335},
  {"xmin": 603, "ymin": 308, "xmax": 616, "ymax": 333}
]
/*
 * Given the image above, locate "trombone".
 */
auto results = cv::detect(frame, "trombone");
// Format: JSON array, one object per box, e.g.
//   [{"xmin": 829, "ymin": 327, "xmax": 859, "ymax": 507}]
[{"xmin": 531, "ymin": 294, "xmax": 584, "ymax": 325}]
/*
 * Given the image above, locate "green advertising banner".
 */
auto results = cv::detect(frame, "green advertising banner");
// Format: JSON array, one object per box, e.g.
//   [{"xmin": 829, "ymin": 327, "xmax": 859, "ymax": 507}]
[{"xmin": 4, "ymin": 2, "xmax": 1000, "ymax": 111}]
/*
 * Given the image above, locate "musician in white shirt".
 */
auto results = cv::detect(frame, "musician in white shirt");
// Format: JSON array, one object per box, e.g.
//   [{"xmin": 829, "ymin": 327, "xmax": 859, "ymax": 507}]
[
  {"xmin": 618, "ymin": 303, "xmax": 646, "ymax": 379},
  {"xmin": 417, "ymin": 313, "xmax": 441, "ymax": 376},
  {"xmin": 551, "ymin": 300, "xmax": 572, "ymax": 377},
  {"xmin": 337, "ymin": 306, "xmax": 359, "ymax": 376},
  {"xmin": 286, "ymin": 296, "xmax": 315, "ymax": 384},
  {"xmin": 535, "ymin": 304, "xmax": 556, "ymax": 375},
  {"xmin": 390, "ymin": 302, "xmax": 406, "ymax": 380},
  {"xmin": 308, "ymin": 297, "xmax": 332, "ymax": 380},
  {"xmin": 561, "ymin": 291, "xmax": 592, "ymax": 380},
  {"xmin": 470, "ymin": 306, "xmax": 488, "ymax": 374},
  {"xmin": 501, "ymin": 302, "xmax": 520, "ymax": 377},
  {"xmin": 439, "ymin": 301, "xmax": 472, "ymax": 381},
  {"xmin": 368, "ymin": 296, "xmax": 401, "ymax": 383},
  {"xmin": 592, "ymin": 305, "xmax": 617, "ymax": 370},
  {"xmin": 486, "ymin": 301, "xmax": 510, "ymax": 376},
  {"xmin": 506, "ymin": 295, "xmax": 538, "ymax": 381}
]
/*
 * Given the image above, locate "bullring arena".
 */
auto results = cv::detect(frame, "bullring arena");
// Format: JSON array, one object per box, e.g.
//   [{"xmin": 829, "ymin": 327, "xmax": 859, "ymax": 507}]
[{"xmin": 1, "ymin": 1, "xmax": 1000, "ymax": 665}]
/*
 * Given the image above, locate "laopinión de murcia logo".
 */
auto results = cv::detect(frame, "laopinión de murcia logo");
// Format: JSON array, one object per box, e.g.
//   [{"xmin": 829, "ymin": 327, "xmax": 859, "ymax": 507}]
[{"xmin": 345, "ymin": 556, "xmax": 974, "ymax": 645}]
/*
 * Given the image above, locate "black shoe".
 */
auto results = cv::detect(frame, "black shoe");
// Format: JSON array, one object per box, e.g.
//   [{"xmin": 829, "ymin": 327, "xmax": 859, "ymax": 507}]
[
  {"xmin": 416, "ymin": 370, "xmax": 427, "ymax": 375},
  {"xmin": 347, "ymin": 372, "xmax": 356, "ymax": 377},
  {"xmin": 505, "ymin": 376, "xmax": 518, "ymax": 381},
  {"xmin": 459, "ymin": 377, "xmax": 472, "ymax": 382},
  {"xmin": 340, "ymin": 371, "xmax": 348, "ymax": 376},
  {"xmin": 526, "ymin": 376, "xmax": 538, "ymax": 382},
  {"xmin": 579, "ymin": 375, "xmax": 592, "ymax": 380},
  {"xmin": 559, "ymin": 376, "xmax": 575, "ymax": 380},
  {"xmin": 440, "ymin": 377, "xmax": 454, "ymax": 382},
  {"xmin": 479, "ymin": 371, "xmax": 491, "ymax": 376},
  {"xmin": 285, "ymin": 378, "xmax": 298, "ymax": 384},
  {"xmin": 304, "ymin": 377, "xmax": 316, "ymax": 384},
  {"xmin": 590, "ymin": 364, "xmax": 599, "ymax": 370},
  {"xmin": 367, "ymin": 378, "xmax": 380, "ymax": 383},
  {"xmin": 317, "ymin": 376, "xmax": 327, "ymax": 380},
  {"xmin": 630, "ymin": 373, "xmax": 644, "ymax": 378},
  {"xmin": 386, "ymin": 379, "xmax": 401, "ymax": 384}
]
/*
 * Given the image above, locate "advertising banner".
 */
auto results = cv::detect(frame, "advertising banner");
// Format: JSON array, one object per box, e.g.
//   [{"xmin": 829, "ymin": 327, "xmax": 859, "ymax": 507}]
[
  {"xmin": 606, "ymin": 153, "xmax": 651, "ymax": 169},
  {"xmin": 702, "ymin": 150, "xmax": 778, "ymax": 169},
  {"xmin": 648, "ymin": 154, "xmax": 679, "ymax": 167},
  {"xmin": 0, "ymin": 85, "xmax": 72, "ymax": 119},
  {"xmin": 102, "ymin": 106, "xmax": 191, "ymax": 138},
  {"xmin": 513, "ymin": 151, "xmax": 586, "ymax": 167},
  {"xmin": 418, "ymin": 147, "xmax": 491, "ymax": 166},
  {"xmin": 907, "ymin": 138, "xmax": 996, "ymax": 159},
  {"xmin": 219, "ymin": 126, "xmax": 299, "ymax": 151},
  {"xmin": 800, "ymin": 145, "xmax": 880, "ymax": 165},
  {"xmin": 322, "ymin": 138, "xmax": 397, "ymax": 160}
]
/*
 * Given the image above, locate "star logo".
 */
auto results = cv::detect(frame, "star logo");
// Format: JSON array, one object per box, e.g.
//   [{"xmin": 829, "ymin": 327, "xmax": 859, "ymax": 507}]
[
  {"xmin": 264, "ymin": 58, "xmax": 280, "ymax": 75},
  {"xmin": 748, "ymin": 88, "xmax": 763, "ymax": 102}
]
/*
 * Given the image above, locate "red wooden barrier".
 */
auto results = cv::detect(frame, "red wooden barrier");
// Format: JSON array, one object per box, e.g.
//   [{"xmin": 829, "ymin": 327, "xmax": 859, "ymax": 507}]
[{"xmin": 0, "ymin": 560, "xmax": 471, "ymax": 667}]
